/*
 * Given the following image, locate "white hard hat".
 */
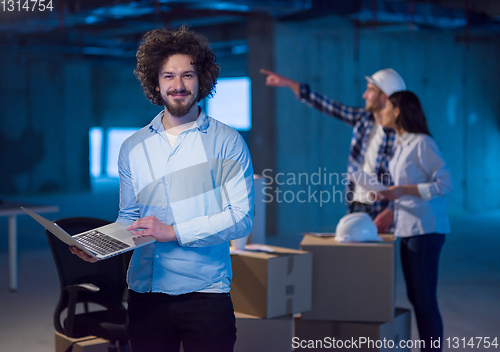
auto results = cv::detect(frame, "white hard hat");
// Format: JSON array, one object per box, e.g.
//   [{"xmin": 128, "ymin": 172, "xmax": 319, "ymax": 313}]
[
  {"xmin": 365, "ymin": 68, "xmax": 406, "ymax": 97},
  {"xmin": 335, "ymin": 212, "xmax": 382, "ymax": 243}
]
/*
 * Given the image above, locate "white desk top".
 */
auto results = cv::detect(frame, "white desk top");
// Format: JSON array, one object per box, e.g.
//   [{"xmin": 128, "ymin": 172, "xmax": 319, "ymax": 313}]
[{"xmin": 0, "ymin": 201, "xmax": 59, "ymax": 217}]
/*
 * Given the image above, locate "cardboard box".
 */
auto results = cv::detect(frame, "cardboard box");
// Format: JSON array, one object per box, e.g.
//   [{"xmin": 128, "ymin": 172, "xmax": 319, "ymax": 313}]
[
  {"xmin": 55, "ymin": 331, "xmax": 110, "ymax": 352},
  {"xmin": 234, "ymin": 312, "xmax": 294, "ymax": 352},
  {"xmin": 231, "ymin": 245, "xmax": 312, "ymax": 318},
  {"xmin": 300, "ymin": 234, "xmax": 395, "ymax": 322},
  {"xmin": 294, "ymin": 308, "xmax": 411, "ymax": 351}
]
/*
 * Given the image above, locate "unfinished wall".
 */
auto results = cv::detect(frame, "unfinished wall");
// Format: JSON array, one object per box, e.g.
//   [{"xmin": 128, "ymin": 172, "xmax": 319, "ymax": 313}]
[{"xmin": 0, "ymin": 54, "xmax": 92, "ymax": 195}]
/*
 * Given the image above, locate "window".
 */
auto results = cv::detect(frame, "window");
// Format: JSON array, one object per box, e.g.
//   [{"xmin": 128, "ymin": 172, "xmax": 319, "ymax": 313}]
[
  {"xmin": 207, "ymin": 77, "xmax": 251, "ymax": 131},
  {"xmin": 89, "ymin": 128, "xmax": 103, "ymax": 178},
  {"xmin": 89, "ymin": 127, "xmax": 139, "ymax": 178},
  {"xmin": 105, "ymin": 128, "xmax": 139, "ymax": 177}
]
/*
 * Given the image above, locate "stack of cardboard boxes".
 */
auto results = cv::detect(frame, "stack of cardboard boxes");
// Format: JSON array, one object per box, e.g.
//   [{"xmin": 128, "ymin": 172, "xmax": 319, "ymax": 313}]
[
  {"xmin": 295, "ymin": 234, "xmax": 411, "ymax": 351},
  {"xmin": 230, "ymin": 234, "xmax": 411, "ymax": 352}
]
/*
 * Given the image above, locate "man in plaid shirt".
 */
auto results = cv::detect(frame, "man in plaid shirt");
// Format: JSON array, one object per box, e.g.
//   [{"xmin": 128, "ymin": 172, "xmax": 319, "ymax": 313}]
[{"xmin": 261, "ymin": 68, "xmax": 406, "ymax": 232}]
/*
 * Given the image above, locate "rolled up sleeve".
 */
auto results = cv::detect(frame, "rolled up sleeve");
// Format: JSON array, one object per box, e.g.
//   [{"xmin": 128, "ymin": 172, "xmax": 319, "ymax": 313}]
[{"xmin": 417, "ymin": 138, "xmax": 453, "ymax": 200}]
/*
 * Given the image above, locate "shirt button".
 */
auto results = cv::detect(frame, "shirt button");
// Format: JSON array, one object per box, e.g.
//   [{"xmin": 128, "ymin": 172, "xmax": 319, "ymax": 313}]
[
  {"xmin": 169, "ymin": 157, "xmax": 172, "ymax": 161},
  {"xmin": 166, "ymin": 181, "xmax": 169, "ymax": 185},
  {"xmin": 156, "ymin": 255, "xmax": 159, "ymax": 259},
  {"xmin": 162, "ymin": 206, "xmax": 166, "ymax": 210}
]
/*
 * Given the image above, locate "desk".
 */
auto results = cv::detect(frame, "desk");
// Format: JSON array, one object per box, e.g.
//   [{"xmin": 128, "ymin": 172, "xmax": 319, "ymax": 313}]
[{"xmin": 0, "ymin": 201, "xmax": 59, "ymax": 292}]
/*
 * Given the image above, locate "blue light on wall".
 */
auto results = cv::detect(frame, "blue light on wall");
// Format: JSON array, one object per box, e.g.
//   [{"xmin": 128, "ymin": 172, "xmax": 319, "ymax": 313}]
[
  {"xmin": 89, "ymin": 127, "xmax": 103, "ymax": 177},
  {"xmin": 106, "ymin": 128, "xmax": 139, "ymax": 177},
  {"xmin": 90, "ymin": 127, "xmax": 138, "ymax": 178},
  {"xmin": 207, "ymin": 77, "xmax": 251, "ymax": 131}
]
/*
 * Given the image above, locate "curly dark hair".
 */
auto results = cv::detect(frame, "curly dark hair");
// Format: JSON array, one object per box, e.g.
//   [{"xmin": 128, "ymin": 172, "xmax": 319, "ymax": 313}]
[{"xmin": 134, "ymin": 26, "xmax": 220, "ymax": 106}]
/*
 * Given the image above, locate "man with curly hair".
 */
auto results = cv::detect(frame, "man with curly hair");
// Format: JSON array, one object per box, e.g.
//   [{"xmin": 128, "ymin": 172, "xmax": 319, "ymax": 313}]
[{"xmin": 70, "ymin": 26, "xmax": 254, "ymax": 352}]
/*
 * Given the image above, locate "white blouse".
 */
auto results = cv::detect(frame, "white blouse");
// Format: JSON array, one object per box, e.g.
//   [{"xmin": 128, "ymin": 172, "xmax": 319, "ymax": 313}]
[{"xmin": 389, "ymin": 133, "xmax": 452, "ymax": 237}]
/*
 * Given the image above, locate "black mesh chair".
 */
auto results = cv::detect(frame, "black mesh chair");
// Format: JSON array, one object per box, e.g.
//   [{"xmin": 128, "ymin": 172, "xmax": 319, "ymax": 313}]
[{"xmin": 46, "ymin": 217, "xmax": 131, "ymax": 352}]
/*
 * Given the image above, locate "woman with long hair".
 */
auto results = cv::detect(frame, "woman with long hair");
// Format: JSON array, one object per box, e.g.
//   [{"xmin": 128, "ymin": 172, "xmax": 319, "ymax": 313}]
[{"xmin": 378, "ymin": 91, "xmax": 452, "ymax": 351}]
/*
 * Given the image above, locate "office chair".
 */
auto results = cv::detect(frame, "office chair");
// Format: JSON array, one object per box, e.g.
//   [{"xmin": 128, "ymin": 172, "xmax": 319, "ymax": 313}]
[{"xmin": 46, "ymin": 217, "xmax": 131, "ymax": 352}]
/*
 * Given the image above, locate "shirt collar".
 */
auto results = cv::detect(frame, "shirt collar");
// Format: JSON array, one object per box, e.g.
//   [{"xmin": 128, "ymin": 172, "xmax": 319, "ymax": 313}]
[
  {"xmin": 148, "ymin": 107, "xmax": 210, "ymax": 134},
  {"xmin": 396, "ymin": 132, "xmax": 416, "ymax": 146},
  {"xmin": 194, "ymin": 109, "xmax": 210, "ymax": 133}
]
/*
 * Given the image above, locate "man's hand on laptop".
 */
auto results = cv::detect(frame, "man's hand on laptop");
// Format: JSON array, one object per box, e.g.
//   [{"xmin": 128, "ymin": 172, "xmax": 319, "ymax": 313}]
[
  {"xmin": 127, "ymin": 216, "xmax": 177, "ymax": 242},
  {"xmin": 69, "ymin": 246, "xmax": 99, "ymax": 263}
]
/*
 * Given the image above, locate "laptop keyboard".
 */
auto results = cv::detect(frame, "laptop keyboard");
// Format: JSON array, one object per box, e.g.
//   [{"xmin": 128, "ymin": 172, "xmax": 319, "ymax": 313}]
[{"xmin": 75, "ymin": 230, "xmax": 130, "ymax": 256}]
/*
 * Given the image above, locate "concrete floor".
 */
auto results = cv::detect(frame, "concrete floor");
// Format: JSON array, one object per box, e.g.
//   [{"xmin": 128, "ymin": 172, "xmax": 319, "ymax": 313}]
[{"xmin": 1, "ymin": 208, "xmax": 499, "ymax": 351}]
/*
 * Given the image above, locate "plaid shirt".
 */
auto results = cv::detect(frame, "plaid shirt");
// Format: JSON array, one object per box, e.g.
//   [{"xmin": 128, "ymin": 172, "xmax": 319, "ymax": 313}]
[{"xmin": 299, "ymin": 84, "xmax": 396, "ymax": 218}]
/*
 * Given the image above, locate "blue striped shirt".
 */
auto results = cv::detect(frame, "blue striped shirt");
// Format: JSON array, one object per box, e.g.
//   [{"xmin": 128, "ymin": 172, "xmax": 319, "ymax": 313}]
[{"xmin": 117, "ymin": 109, "xmax": 254, "ymax": 295}]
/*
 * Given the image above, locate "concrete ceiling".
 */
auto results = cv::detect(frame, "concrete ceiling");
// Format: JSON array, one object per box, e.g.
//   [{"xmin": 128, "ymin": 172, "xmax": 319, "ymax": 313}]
[{"xmin": 0, "ymin": 0, "xmax": 499, "ymax": 58}]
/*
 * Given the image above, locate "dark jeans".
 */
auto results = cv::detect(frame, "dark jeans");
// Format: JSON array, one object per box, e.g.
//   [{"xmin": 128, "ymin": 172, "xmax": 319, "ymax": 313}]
[
  {"xmin": 400, "ymin": 234, "xmax": 445, "ymax": 352},
  {"xmin": 127, "ymin": 290, "xmax": 237, "ymax": 352}
]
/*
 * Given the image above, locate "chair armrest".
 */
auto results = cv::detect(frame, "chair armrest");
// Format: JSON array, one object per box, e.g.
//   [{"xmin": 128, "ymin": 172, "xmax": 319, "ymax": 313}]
[
  {"xmin": 63, "ymin": 283, "xmax": 100, "ymax": 336},
  {"xmin": 66, "ymin": 283, "xmax": 100, "ymax": 293}
]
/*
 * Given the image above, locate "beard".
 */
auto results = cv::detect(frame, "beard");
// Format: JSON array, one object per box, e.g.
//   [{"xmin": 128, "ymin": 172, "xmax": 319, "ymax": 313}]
[
  {"xmin": 365, "ymin": 95, "xmax": 385, "ymax": 113},
  {"xmin": 365, "ymin": 100, "xmax": 379, "ymax": 113},
  {"xmin": 162, "ymin": 89, "xmax": 198, "ymax": 118}
]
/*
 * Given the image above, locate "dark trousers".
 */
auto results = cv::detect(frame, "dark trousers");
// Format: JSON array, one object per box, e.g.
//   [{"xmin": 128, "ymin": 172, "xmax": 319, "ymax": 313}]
[
  {"xmin": 127, "ymin": 290, "xmax": 237, "ymax": 352},
  {"xmin": 400, "ymin": 234, "xmax": 445, "ymax": 352}
]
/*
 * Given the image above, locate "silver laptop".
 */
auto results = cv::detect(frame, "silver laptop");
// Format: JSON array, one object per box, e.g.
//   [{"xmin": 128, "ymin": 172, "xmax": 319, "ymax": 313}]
[{"xmin": 22, "ymin": 207, "xmax": 155, "ymax": 260}]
